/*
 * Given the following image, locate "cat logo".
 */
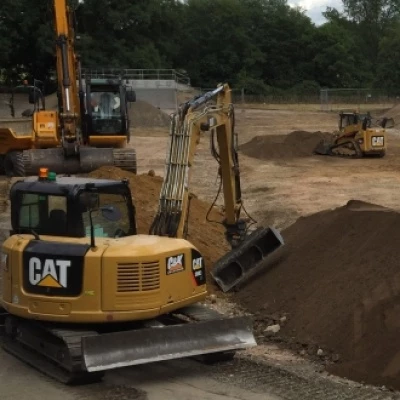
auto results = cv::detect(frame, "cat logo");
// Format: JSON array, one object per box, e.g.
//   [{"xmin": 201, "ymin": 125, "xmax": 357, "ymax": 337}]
[
  {"xmin": 166, "ymin": 254, "xmax": 184, "ymax": 275},
  {"xmin": 192, "ymin": 257, "xmax": 203, "ymax": 271},
  {"xmin": 28, "ymin": 257, "xmax": 71, "ymax": 288}
]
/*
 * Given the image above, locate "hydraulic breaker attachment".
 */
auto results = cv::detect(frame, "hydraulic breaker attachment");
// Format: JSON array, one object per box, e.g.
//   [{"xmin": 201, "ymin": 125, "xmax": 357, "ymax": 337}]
[
  {"xmin": 211, "ymin": 226, "xmax": 284, "ymax": 292},
  {"xmin": 82, "ymin": 315, "xmax": 256, "ymax": 372}
]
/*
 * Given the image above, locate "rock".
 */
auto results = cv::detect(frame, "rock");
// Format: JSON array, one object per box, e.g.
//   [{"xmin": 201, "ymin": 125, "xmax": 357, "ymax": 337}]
[
  {"xmin": 332, "ymin": 353, "xmax": 340, "ymax": 362},
  {"xmin": 264, "ymin": 324, "xmax": 281, "ymax": 334},
  {"xmin": 300, "ymin": 349, "xmax": 307, "ymax": 356},
  {"xmin": 317, "ymin": 348, "xmax": 324, "ymax": 357},
  {"xmin": 209, "ymin": 294, "xmax": 217, "ymax": 304},
  {"xmin": 280, "ymin": 316, "xmax": 287, "ymax": 323},
  {"xmin": 148, "ymin": 169, "xmax": 155, "ymax": 177}
]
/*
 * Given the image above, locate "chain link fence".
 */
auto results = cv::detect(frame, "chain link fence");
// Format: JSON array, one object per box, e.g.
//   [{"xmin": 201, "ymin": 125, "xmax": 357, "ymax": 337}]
[
  {"xmin": 320, "ymin": 88, "xmax": 397, "ymax": 112},
  {"xmin": 179, "ymin": 86, "xmax": 399, "ymax": 113}
]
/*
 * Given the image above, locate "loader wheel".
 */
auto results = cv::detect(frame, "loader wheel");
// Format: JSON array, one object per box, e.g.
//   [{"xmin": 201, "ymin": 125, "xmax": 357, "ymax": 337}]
[{"xmin": 4, "ymin": 152, "xmax": 25, "ymax": 177}]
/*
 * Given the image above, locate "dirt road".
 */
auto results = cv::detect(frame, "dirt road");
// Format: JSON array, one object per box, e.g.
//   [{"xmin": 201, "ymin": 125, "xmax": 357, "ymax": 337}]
[{"xmin": 132, "ymin": 108, "xmax": 400, "ymax": 230}]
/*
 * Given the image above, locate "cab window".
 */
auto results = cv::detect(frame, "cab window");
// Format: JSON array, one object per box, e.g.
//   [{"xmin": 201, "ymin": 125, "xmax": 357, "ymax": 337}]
[
  {"xmin": 80, "ymin": 192, "xmax": 130, "ymax": 238},
  {"xmin": 18, "ymin": 193, "xmax": 67, "ymax": 235}
]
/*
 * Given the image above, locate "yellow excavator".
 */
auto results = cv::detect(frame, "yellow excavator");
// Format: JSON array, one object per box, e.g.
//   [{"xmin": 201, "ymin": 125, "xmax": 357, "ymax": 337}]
[
  {"xmin": 0, "ymin": 84, "xmax": 284, "ymax": 384},
  {"xmin": 314, "ymin": 111, "xmax": 387, "ymax": 157},
  {"xmin": 0, "ymin": 0, "xmax": 137, "ymax": 177}
]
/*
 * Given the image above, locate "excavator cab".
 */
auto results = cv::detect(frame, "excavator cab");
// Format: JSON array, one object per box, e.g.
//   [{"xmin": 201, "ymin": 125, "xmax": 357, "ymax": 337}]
[{"xmin": 83, "ymin": 77, "xmax": 136, "ymax": 144}]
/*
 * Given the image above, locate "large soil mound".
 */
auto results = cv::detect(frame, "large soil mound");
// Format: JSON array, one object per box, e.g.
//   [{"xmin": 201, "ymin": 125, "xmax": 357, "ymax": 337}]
[
  {"xmin": 239, "ymin": 131, "xmax": 332, "ymax": 160},
  {"xmin": 87, "ymin": 167, "xmax": 229, "ymax": 293},
  {"xmin": 128, "ymin": 100, "xmax": 171, "ymax": 128},
  {"xmin": 235, "ymin": 200, "xmax": 400, "ymax": 389}
]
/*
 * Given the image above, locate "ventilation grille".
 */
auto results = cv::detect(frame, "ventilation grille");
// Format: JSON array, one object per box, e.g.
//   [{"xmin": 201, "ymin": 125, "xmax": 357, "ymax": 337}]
[{"xmin": 117, "ymin": 262, "xmax": 160, "ymax": 292}]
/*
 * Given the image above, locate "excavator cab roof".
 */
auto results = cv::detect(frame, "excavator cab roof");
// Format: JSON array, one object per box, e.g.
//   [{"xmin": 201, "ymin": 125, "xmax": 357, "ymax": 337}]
[{"xmin": 9, "ymin": 174, "xmax": 136, "ymax": 238}]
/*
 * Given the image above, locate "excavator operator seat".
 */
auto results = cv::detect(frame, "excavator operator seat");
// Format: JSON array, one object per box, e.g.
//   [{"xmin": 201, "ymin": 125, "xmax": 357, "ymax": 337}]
[
  {"xmin": 99, "ymin": 92, "xmax": 114, "ymax": 118},
  {"xmin": 46, "ymin": 209, "xmax": 67, "ymax": 235}
]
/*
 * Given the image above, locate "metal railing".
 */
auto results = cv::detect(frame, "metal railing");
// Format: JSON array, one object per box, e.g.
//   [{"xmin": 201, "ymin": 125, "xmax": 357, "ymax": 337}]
[{"xmin": 81, "ymin": 68, "xmax": 191, "ymax": 86}]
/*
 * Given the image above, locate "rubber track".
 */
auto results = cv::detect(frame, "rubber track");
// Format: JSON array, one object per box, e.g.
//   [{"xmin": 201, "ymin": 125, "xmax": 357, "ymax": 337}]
[
  {"xmin": 329, "ymin": 139, "xmax": 363, "ymax": 158},
  {"xmin": 1, "ymin": 315, "xmax": 104, "ymax": 385},
  {"xmin": 209, "ymin": 358, "xmax": 400, "ymax": 400}
]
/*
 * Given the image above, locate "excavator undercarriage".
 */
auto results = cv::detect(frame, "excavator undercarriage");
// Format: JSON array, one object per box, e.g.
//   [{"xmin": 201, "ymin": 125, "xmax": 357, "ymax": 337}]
[
  {"xmin": 2, "ymin": 147, "xmax": 137, "ymax": 177},
  {"xmin": 0, "ymin": 304, "xmax": 254, "ymax": 384}
]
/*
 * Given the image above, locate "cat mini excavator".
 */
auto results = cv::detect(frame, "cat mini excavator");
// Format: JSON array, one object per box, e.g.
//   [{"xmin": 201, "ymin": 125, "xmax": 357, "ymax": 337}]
[
  {"xmin": 0, "ymin": 0, "xmax": 137, "ymax": 177},
  {"xmin": 0, "ymin": 84, "xmax": 284, "ymax": 384},
  {"xmin": 313, "ymin": 111, "xmax": 387, "ymax": 157}
]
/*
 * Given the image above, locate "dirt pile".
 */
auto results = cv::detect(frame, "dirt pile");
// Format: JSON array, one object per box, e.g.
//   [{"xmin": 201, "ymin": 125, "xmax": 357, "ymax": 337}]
[
  {"xmin": 129, "ymin": 100, "xmax": 171, "ymax": 128},
  {"xmin": 379, "ymin": 104, "xmax": 400, "ymax": 126},
  {"xmin": 87, "ymin": 166, "xmax": 229, "ymax": 292},
  {"xmin": 234, "ymin": 200, "xmax": 400, "ymax": 390},
  {"xmin": 239, "ymin": 130, "xmax": 332, "ymax": 160}
]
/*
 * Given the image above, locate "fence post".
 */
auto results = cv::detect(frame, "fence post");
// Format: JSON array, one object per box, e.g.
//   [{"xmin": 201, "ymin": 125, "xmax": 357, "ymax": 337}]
[{"xmin": 241, "ymin": 88, "xmax": 245, "ymax": 105}]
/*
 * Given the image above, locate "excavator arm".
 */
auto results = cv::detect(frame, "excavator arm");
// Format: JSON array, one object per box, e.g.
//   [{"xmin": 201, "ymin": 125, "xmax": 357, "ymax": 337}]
[
  {"xmin": 53, "ymin": 0, "xmax": 81, "ymax": 156},
  {"xmin": 150, "ymin": 84, "xmax": 284, "ymax": 292}
]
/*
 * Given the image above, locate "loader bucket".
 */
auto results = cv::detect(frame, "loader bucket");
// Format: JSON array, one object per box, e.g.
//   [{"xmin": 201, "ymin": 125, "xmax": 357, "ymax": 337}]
[
  {"xmin": 211, "ymin": 226, "xmax": 284, "ymax": 292},
  {"xmin": 382, "ymin": 117, "xmax": 395, "ymax": 128},
  {"xmin": 313, "ymin": 139, "xmax": 332, "ymax": 155},
  {"xmin": 82, "ymin": 316, "xmax": 256, "ymax": 372}
]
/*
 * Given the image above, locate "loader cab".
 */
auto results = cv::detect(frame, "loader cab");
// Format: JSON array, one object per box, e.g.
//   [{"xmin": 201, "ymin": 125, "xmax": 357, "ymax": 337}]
[
  {"xmin": 339, "ymin": 112, "xmax": 359, "ymax": 130},
  {"xmin": 83, "ymin": 77, "xmax": 136, "ymax": 142},
  {"xmin": 9, "ymin": 173, "xmax": 137, "ymax": 240}
]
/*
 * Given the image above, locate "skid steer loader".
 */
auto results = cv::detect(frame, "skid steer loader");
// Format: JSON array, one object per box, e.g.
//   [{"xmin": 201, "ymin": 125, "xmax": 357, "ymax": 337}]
[
  {"xmin": 314, "ymin": 111, "xmax": 387, "ymax": 158},
  {"xmin": 0, "ymin": 84, "xmax": 284, "ymax": 384}
]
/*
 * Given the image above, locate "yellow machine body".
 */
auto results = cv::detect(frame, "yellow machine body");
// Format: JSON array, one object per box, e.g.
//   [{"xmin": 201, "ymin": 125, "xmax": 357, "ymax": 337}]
[{"xmin": 2, "ymin": 234, "xmax": 206, "ymax": 323}]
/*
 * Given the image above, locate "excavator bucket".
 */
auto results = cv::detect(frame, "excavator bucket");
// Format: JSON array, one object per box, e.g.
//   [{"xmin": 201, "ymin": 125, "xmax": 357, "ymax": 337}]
[
  {"xmin": 211, "ymin": 226, "xmax": 284, "ymax": 292},
  {"xmin": 82, "ymin": 316, "xmax": 256, "ymax": 372}
]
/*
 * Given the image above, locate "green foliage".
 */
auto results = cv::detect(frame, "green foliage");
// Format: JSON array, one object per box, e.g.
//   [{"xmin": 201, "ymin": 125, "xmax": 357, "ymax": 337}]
[{"xmin": 1, "ymin": 0, "xmax": 400, "ymax": 91}]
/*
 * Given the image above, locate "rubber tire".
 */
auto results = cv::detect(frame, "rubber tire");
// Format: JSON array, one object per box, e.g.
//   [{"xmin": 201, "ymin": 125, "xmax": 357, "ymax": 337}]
[{"xmin": 4, "ymin": 151, "xmax": 25, "ymax": 177}]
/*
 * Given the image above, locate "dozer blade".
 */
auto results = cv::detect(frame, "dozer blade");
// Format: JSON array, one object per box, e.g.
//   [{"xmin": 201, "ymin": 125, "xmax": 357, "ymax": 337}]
[
  {"xmin": 211, "ymin": 226, "xmax": 284, "ymax": 292},
  {"xmin": 82, "ymin": 316, "xmax": 256, "ymax": 372}
]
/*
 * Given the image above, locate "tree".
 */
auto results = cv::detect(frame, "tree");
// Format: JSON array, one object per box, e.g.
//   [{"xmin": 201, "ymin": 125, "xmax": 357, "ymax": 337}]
[{"xmin": 375, "ymin": 24, "xmax": 400, "ymax": 92}]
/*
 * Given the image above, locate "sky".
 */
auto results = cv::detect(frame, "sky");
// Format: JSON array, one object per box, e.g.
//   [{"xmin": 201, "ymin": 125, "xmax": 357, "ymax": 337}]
[{"xmin": 288, "ymin": 0, "xmax": 343, "ymax": 25}]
